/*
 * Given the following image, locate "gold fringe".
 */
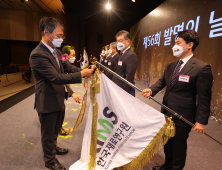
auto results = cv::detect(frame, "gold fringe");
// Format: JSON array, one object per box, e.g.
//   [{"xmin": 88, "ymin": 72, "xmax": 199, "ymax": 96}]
[
  {"xmin": 88, "ymin": 69, "xmax": 100, "ymax": 170},
  {"xmin": 69, "ymin": 78, "xmax": 89, "ymax": 132},
  {"xmin": 87, "ymin": 69, "xmax": 175, "ymax": 170},
  {"xmin": 117, "ymin": 117, "xmax": 175, "ymax": 170}
]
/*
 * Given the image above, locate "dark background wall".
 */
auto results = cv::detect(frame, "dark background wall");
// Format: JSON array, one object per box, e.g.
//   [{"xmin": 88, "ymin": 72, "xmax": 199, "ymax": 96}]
[
  {"xmin": 0, "ymin": 0, "xmax": 165, "ymax": 68},
  {"xmin": 61, "ymin": 0, "xmax": 165, "ymax": 63},
  {"xmin": 0, "ymin": 8, "xmax": 66, "ymax": 68}
]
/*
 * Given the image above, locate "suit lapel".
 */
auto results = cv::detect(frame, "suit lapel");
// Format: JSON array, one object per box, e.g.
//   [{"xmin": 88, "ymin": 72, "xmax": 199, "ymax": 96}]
[
  {"xmin": 55, "ymin": 49, "xmax": 65, "ymax": 74},
  {"xmin": 119, "ymin": 48, "xmax": 130, "ymax": 61},
  {"xmin": 179, "ymin": 56, "xmax": 196, "ymax": 75},
  {"xmin": 39, "ymin": 42, "xmax": 61, "ymax": 73},
  {"xmin": 114, "ymin": 54, "xmax": 120, "ymax": 71},
  {"xmin": 170, "ymin": 56, "xmax": 196, "ymax": 90},
  {"xmin": 110, "ymin": 53, "xmax": 118, "ymax": 62},
  {"xmin": 114, "ymin": 49, "xmax": 130, "ymax": 71}
]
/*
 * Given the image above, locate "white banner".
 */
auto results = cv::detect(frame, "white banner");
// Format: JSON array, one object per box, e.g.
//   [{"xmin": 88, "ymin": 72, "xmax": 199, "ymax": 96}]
[{"xmin": 70, "ymin": 73, "xmax": 166, "ymax": 170}]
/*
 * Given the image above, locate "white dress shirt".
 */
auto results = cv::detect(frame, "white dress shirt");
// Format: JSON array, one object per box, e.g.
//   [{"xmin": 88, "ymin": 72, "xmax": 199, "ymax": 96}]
[
  {"xmin": 122, "ymin": 47, "xmax": 130, "ymax": 54},
  {"xmin": 179, "ymin": 54, "xmax": 193, "ymax": 72}
]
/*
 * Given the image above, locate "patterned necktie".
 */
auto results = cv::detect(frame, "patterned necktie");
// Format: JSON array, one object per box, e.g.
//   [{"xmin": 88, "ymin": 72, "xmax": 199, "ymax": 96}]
[
  {"xmin": 119, "ymin": 52, "xmax": 123, "ymax": 60},
  {"xmin": 53, "ymin": 51, "xmax": 60, "ymax": 68},
  {"xmin": 170, "ymin": 60, "xmax": 184, "ymax": 86}
]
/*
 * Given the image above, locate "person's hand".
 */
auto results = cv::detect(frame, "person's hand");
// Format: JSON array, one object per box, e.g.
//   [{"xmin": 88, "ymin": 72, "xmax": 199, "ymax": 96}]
[
  {"xmin": 72, "ymin": 93, "xmax": 82, "ymax": 103},
  {"xmin": 193, "ymin": 122, "xmax": 206, "ymax": 135},
  {"xmin": 91, "ymin": 65, "xmax": 97, "ymax": 70},
  {"xmin": 140, "ymin": 89, "xmax": 151, "ymax": 99},
  {"xmin": 81, "ymin": 69, "xmax": 94, "ymax": 78}
]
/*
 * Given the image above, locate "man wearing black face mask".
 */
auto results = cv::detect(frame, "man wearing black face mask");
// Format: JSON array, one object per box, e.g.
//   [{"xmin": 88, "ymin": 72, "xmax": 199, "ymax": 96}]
[
  {"xmin": 112, "ymin": 30, "xmax": 138, "ymax": 96},
  {"xmin": 29, "ymin": 17, "xmax": 94, "ymax": 170},
  {"xmin": 141, "ymin": 30, "xmax": 213, "ymax": 170}
]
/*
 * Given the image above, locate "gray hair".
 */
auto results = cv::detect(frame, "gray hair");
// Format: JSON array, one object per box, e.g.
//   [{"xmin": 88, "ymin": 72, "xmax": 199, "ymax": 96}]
[
  {"xmin": 39, "ymin": 17, "xmax": 64, "ymax": 36},
  {"xmin": 110, "ymin": 42, "xmax": 117, "ymax": 50},
  {"xmin": 115, "ymin": 30, "xmax": 130, "ymax": 40}
]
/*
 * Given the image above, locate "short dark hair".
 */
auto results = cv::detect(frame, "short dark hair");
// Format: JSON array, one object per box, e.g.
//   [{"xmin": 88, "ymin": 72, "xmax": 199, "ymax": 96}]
[
  {"xmin": 178, "ymin": 30, "xmax": 199, "ymax": 51},
  {"xmin": 115, "ymin": 30, "xmax": 130, "ymax": 40},
  {"xmin": 62, "ymin": 45, "xmax": 74, "ymax": 55},
  {"xmin": 110, "ymin": 42, "xmax": 117, "ymax": 51},
  {"xmin": 39, "ymin": 17, "xmax": 64, "ymax": 36}
]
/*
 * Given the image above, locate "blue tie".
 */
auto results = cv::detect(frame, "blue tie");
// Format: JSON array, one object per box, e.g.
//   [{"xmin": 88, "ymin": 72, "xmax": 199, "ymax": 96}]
[{"xmin": 170, "ymin": 60, "xmax": 184, "ymax": 86}]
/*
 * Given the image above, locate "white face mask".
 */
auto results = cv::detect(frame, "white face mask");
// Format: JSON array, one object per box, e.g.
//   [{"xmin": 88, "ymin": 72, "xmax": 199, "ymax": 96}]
[
  {"xmin": 48, "ymin": 34, "xmax": 63, "ymax": 47},
  {"xmin": 69, "ymin": 57, "xmax": 76, "ymax": 63},
  {"xmin": 172, "ymin": 45, "xmax": 187, "ymax": 57},
  {"xmin": 108, "ymin": 49, "xmax": 112, "ymax": 55},
  {"xmin": 117, "ymin": 42, "xmax": 125, "ymax": 51}
]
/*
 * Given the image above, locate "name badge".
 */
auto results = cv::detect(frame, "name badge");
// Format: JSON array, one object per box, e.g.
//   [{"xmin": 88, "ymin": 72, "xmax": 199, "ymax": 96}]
[
  {"xmin": 108, "ymin": 62, "xmax": 111, "ymax": 65},
  {"xmin": 105, "ymin": 60, "xmax": 107, "ymax": 63},
  {"xmin": 118, "ymin": 61, "xmax": 122, "ymax": 66},
  {"xmin": 178, "ymin": 74, "xmax": 190, "ymax": 83},
  {"xmin": 101, "ymin": 58, "xmax": 103, "ymax": 61}
]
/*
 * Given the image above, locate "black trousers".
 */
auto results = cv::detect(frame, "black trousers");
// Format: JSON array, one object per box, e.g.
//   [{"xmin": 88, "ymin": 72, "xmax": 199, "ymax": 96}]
[
  {"xmin": 38, "ymin": 108, "xmax": 63, "ymax": 163},
  {"xmin": 164, "ymin": 126, "xmax": 192, "ymax": 170},
  {"xmin": 59, "ymin": 105, "xmax": 66, "ymax": 130}
]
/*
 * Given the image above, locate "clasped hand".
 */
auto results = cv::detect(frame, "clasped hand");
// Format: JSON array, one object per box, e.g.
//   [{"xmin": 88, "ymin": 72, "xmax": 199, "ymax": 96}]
[{"xmin": 140, "ymin": 89, "xmax": 151, "ymax": 99}]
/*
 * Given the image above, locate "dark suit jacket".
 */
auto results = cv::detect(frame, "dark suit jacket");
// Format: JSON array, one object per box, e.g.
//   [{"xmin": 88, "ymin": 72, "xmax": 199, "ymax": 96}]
[
  {"xmin": 29, "ymin": 42, "xmax": 82, "ymax": 113},
  {"xmin": 104, "ymin": 55, "xmax": 112, "ymax": 67},
  {"xmin": 99, "ymin": 55, "xmax": 107, "ymax": 72},
  {"xmin": 150, "ymin": 56, "xmax": 213, "ymax": 127},
  {"xmin": 105, "ymin": 53, "xmax": 119, "ymax": 80},
  {"xmin": 112, "ymin": 48, "xmax": 138, "ymax": 93},
  {"xmin": 61, "ymin": 54, "xmax": 82, "ymax": 97}
]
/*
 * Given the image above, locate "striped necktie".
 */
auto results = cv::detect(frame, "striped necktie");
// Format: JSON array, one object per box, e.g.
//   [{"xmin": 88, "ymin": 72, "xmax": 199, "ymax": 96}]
[{"xmin": 170, "ymin": 60, "xmax": 184, "ymax": 86}]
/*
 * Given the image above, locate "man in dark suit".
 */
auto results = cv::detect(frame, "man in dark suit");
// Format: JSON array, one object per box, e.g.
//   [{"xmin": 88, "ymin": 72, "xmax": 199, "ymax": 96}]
[
  {"xmin": 112, "ymin": 30, "xmax": 138, "ymax": 96},
  {"xmin": 99, "ymin": 47, "xmax": 106, "ymax": 72},
  {"xmin": 141, "ymin": 30, "xmax": 213, "ymax": 170},
  {"xmin": 100, "ymin": 45, "xmax": 110, "ymax": 73},
  {"xmin": 105, "ymin": 42, "xmax": 119, "ymax": 80},
  {"xmin": 103, "ymin": 45, "xmax": 112, "ymax": 67},
  {"xmin": 62, "ymin": 45, "xmax": 78, "ymax": 66},
  {"xmin": 57, "ymin": 45, "xmax": 82, "ymax": 136},
  {"xmin": 29, "ymin": 17, "xmax": 94, "ymax": 170}
]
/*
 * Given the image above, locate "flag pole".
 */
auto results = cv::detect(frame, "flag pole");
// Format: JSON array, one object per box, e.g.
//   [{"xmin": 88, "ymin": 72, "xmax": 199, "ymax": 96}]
[{"xmin": 95, "ymin": 61, "xmax": 222, "ymax": 146}]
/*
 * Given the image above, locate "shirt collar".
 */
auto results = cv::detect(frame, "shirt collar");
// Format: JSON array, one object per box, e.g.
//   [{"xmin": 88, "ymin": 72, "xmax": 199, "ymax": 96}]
[
  {"xmin": 41, "ymin": 40, "xmax": 56, "ymax": 55},
  {"xmin": 122, "ymin": 47, "xmax": 130, "ymax": 54},
  {"xmin": 180, "ymin": 53, "xmax": 193, "ymax": 64},
  {"xmin": 111, "ymin": 53, "xmax": 118, "ymax": 58}
]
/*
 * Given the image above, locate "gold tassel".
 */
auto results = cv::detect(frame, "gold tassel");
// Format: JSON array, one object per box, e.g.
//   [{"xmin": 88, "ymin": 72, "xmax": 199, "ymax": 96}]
[
  {"xmin": 87, "ymin": 69, "xmax": 175, "ymax": 170},
  {"xmin": 117, "ymin": 117, "xmax": 175, "ymax": 170},
  {"xmin": 69, "ymin": 78, "xmax": 89, "ymax": 132},
  {"xmin": 88, "ymin": 69, "xmax": 100, "ymax": 170}
]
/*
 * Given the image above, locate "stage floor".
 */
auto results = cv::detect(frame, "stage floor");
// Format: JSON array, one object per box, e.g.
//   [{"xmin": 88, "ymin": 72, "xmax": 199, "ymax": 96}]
[
  {"xmin": 0, "ymin": 72, "xmax": 34, "ymax": 101},
  {"xmin": 0, "ymin": 79, "xmax": 221, "ymax": 170}
]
